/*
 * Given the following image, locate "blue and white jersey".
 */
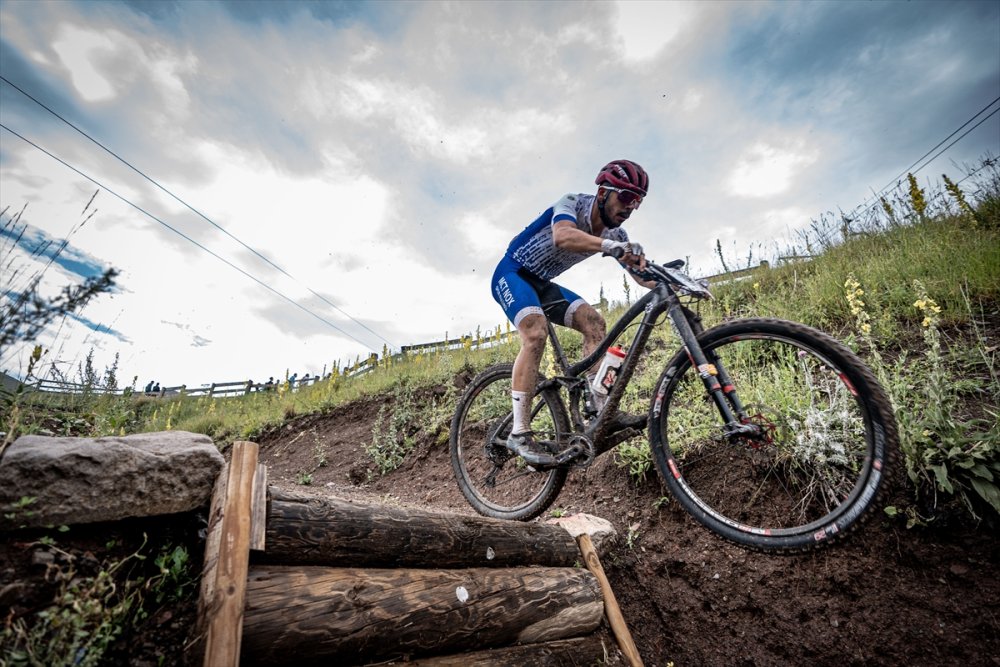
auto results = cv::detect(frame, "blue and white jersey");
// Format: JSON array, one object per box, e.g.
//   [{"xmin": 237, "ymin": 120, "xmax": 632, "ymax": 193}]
[{"xmin": 504, "ymin": 193, "xmax": 629, "ymax": 280}]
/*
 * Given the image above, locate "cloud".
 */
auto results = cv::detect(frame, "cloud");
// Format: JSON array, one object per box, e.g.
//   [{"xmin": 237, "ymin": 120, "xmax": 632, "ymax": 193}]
[
  {"xmin": 614, "ymin": 0, "xmax": 701, "ymax": 63},
  {"xmin": 727, "ymin": 142, "xmax": 819, "ymax": 199},
  {"xmin": 1, "ymin": 0, "xmax": 996, "ymax": 387}
]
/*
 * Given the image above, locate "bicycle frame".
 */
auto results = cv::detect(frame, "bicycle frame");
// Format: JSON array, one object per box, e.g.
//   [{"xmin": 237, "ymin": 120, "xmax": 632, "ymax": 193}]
[{"xmin": 540, "ymin": 265, "xmax": 756, "ymax": 458}]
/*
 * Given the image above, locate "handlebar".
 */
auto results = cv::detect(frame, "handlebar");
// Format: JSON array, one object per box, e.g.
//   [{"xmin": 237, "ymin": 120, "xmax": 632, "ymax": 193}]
[{"xmin": 603, "ymin": 250, "xmax": 712, "ymax": 299}]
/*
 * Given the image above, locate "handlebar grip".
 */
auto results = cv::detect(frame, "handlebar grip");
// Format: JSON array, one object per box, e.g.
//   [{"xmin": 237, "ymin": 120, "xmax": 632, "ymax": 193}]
[{"xmin": 603, "ymin": 247, "xmax": 626, "ymax": 260}]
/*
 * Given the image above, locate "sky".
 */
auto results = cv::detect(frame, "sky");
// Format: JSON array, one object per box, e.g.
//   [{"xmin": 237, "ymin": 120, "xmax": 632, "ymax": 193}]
[{"xmin": 1, "ymin": 0, "xmax": 998, "ymax": 389}]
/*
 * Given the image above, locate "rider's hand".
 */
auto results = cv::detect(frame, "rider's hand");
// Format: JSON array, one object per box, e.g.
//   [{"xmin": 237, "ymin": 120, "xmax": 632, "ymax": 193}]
[
  {"xmin": 602, "ymin": 239, "xmax": 647, "ymax": 271},
  {"xmin": 627, "ymin": 242, "xmax": 647, "ymax": 271},
  {"xmin": 600, "ymin": 239, "xmax": 630, "ymax": 257}
]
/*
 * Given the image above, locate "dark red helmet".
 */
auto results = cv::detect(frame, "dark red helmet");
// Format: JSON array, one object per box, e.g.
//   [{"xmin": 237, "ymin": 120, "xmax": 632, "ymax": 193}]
[{"xmin": 595, "ymin": 159, "xmax": 649, "ymax": 196}]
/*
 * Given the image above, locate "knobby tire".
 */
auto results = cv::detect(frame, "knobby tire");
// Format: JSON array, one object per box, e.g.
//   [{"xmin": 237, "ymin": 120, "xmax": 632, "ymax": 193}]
[
  {"xmin": 450, "ymin": 363, "xmax": 569, "ymax": 521},
  {"xmin": 650, "ymin": 318, "xmax": 898, "ymax": 553}
]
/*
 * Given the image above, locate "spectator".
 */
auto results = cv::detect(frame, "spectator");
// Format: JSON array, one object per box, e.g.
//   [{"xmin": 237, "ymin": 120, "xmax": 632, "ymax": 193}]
[
  {"xmin": 301, "ymin": 372, "xmax": 311, "ymax": 386},
  {"xmin": 152, "ymin": 382, "xmax": 161, "ymax": 394},
  {"xmin": 264, "ymin": 377, "xmax": 275, "ymax": 392},
  {"xmin": 289, "ymin": 372, "xmax": 298, "ymax": 388},
  {"xmin": 144, "ymin": 380, "xmax": 154, "ymax": 394},
  {"xmin": 245, "ymin": 379, "xmax": 254, "ymax": 394}
]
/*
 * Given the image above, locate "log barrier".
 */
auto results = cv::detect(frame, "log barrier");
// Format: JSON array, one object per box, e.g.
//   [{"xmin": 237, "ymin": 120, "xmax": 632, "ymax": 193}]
[{"xmin": 194, "ymin": 441, "xmax": 642, "ymax": 666}]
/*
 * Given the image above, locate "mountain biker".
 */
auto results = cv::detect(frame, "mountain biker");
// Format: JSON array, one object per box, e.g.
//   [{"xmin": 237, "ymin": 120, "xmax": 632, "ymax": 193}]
[{"xmin": 490, "ymin": 159, "xmax": 655, "ymax": 461}]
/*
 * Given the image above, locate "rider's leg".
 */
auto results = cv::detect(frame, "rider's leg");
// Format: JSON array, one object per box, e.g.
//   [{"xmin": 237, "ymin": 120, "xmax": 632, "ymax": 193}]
[
  {"xmin": 511, "ymin": 312, "xmax": 547, "ymax": 434},
  {"xmin": 570, "ymin": 300, "xmax": 646, "ymax": 428},
  {"xmin": 569, "ymin": 302, "xmax": 608, "ymax": 409},
  {"xmin": 569, "ymin": 302, "xmax": 607, "ymax": 363}
]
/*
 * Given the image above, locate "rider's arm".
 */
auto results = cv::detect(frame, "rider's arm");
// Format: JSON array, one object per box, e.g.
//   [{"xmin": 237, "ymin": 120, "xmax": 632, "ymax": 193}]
[
  {"xmin": 554, "ymin": 220, "xmax": 654, "ymax": 287},
  {"xmin": 552, "ymin": 219, "xmax": 604, "ymax": 252}
]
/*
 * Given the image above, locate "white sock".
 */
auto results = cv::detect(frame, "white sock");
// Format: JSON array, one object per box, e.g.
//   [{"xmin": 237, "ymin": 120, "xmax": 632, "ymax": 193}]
[{"xmin": 511, "ymin": 390, "xmax": 531, "ymax": 434}]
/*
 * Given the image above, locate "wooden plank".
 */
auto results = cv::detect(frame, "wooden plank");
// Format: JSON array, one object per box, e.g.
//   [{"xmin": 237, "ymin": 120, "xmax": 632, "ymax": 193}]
[
  {"xmin": 258, "ymin": 489, "xmax": 580, "ymax": 568},
  {"xmin": 249, "ymin": 464, "xmax": 268, "ymax": 551},
  {"xmin": 241, "ymin": 565, "xmax": 603, "ymax": 666},
  {"xmin": 577, "ymin": 533, "xmax": 644, "ymax": 667},
  {"xmin": 202, "ymin": 440, "xmax": 258, "ymax": 667}
]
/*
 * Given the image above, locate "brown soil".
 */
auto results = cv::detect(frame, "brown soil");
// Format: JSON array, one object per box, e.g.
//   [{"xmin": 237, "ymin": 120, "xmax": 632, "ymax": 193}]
[
  {"xmin": 254, "ymin": 380, "xmax": 1000, "ymax": 667},
  {"xmin": 3, "ymin": 376, "xmax": 998, "ymax": 666}
]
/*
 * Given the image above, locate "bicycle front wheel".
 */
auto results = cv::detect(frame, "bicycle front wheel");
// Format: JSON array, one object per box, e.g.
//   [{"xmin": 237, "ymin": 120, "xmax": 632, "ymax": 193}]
[
  {"xmin": 650, "ymin": 318, "xmax": 897, "ymax": 552},
  {"xmin": 450, "ymin": 363, "xmax": 569, "ymax": 521}
]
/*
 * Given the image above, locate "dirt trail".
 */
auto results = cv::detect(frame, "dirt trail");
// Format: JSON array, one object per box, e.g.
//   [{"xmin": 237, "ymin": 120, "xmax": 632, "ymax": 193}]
[
  {"xmin": 3, "ymin": 380, "xmax": 996, "ymax": 667},
  {"xmin": 256, "ymin": 386, "xmax": 1000, "ymax": 667}
]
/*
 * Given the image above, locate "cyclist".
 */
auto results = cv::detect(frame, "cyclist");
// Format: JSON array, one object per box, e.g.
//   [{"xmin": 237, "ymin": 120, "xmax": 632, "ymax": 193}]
[{"xmin": 491, "ymin": 159, "xmax": 654, "ymax": 461}]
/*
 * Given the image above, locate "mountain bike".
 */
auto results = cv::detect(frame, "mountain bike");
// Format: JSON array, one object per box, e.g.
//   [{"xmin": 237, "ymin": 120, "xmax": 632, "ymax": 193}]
[{"xmin": 450, "ymin": 256, "xmax": 898, "ymax": 552}]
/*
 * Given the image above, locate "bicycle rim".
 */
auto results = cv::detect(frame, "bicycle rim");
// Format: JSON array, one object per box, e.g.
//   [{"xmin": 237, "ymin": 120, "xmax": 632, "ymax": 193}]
[
  {"xmin": 450, "ymin": 364, "xmax": 568, "ymax": 521},
  {"xmin": 651, "ymin": 319, "xmax": 893, "ymax": 551}
]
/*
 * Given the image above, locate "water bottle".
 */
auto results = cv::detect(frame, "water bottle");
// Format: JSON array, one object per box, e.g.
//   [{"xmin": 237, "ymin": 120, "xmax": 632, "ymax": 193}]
[{"xmin": 592, "ymin": 346, "xmax": 626, "ymax": 397}]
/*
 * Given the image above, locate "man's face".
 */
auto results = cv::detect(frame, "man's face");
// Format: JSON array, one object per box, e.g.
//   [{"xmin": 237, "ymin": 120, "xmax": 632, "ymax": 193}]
[{"xmin": 603, "ymin": 188, "xmax": 642, "ymax": 227}]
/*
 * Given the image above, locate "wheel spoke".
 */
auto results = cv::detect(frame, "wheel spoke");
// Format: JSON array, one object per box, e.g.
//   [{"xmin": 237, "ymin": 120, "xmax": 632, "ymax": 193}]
[
  {"xmin": 450, "ymin": 364, "xmax": 568, "ymax": 520},
  {"xmin": 651, "ymin": 320, "xmax": 893, "ymax": 551}
]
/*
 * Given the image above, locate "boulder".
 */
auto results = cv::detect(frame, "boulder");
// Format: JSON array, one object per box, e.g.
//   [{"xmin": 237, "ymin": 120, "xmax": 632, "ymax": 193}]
[
  {"xmin": 0, "ymin": 431, "xmax": 223, "ymax": 529},
  {"xmin": 547, "ymin": 513, "xmax": 618, "ymax": 554}
]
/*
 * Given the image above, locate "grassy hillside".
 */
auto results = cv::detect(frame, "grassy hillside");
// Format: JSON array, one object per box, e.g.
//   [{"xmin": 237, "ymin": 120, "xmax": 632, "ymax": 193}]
[{"xmin": 4, "ymin": 163, "xmax": 999, "ymax": 522}]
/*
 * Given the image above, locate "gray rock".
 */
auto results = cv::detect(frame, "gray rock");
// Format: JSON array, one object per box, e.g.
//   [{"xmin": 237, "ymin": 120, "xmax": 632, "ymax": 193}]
[
  {"xmin": 0, "ymin": 431, "xmax": 223, "ymax": 529},
  {"xmin": 547, "ymin": 513, "xmax": 618, "ymax": 554}
]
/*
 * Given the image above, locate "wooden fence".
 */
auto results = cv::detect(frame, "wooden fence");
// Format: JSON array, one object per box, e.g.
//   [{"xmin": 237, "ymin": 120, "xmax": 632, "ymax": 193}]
[{"xmin": 11, "ymin": 259, "xmax": 802, "ymax": 400}]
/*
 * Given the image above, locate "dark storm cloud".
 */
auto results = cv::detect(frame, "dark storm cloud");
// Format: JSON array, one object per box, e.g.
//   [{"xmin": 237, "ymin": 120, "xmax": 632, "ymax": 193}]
[
  {"xmin": 0, "ymin": 39, "xmax": 95, "ymax": 146},
  {"xmin": 721, "ymin": 1, "xmax": 1000, "ymax": 162}
]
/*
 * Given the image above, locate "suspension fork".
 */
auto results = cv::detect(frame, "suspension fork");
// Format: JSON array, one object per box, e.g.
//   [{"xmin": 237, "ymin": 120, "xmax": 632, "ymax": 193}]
[
  {"xmin": 667, "ymin": 302, "xmax": 748, "ymax": 432},
  {"xmin": 680, "ymin": 305, "xmax": 751, "ymax": 423}
]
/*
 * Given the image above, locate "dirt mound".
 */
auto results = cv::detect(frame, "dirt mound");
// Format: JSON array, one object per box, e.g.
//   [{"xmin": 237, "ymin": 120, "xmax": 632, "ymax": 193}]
[
  {"xmin": 5, "ymin": 379, "xmax": 995, "ymax": 666},
  {"xmin": 257, "ymin": 383, "xmax": 1000, "ymax": 667}
]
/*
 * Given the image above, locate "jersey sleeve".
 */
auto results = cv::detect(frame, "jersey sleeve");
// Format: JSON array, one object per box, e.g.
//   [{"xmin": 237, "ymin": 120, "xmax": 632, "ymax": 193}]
[{"xmin": 551, "ymin": 193, "xmax": 582, "ymax": 226}]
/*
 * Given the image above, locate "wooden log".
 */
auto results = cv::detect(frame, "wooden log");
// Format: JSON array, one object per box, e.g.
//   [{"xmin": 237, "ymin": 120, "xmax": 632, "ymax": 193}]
[
  {"xmin": 404, "ymin": 635, "xmax": 621, "ymax": 666},
  {"xmin": 258, "ymin": 489, "xmax": 581, "ymax": 568},
  {"xmin": 241, "ymin": 565, "xmax": 604, "ymax": 666},
  {"xmin": 202, "ymin": 441, "xmax": 258, "ymax": 667}
]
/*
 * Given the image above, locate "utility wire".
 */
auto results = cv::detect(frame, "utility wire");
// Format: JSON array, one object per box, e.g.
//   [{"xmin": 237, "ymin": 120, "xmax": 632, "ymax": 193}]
[
  {"xmin": 850, "ymin": 103, "xmax": 1000, "ymax": 223},
  {"xmin": 0, "ymin": 122, "xmax": 380, "ymax": 353},
  {"xmin": 0, "ymin": 74, "xmax": 394, "ymax": 349},
  {"xmin": 741, "ymin": 97, "xmax": 1000, "ymax": 257},
  {"xmin": 847, "ymin": 96, "xmax": 1000, "ymax": 220}
]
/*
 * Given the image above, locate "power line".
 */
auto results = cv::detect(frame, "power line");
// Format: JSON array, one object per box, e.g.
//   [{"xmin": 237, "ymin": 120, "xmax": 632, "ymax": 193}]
[
  {"xmin": 849, "ymin": 103, "xmax": 1000, "ymax": 224},
  {"xmin": 0, "ymin": 74, "xmax": 394, "ymax": 349},
  {"xmin": 0, "ymin": 122, "xmax": 381, "ymax": 353},
  {"xmin": 847, "ymin": 96, "xmax": 1000, "ymax": 220},
  {"xmin": 749, "ymin": 97, "xmax": 1000, "ymax": 255}
]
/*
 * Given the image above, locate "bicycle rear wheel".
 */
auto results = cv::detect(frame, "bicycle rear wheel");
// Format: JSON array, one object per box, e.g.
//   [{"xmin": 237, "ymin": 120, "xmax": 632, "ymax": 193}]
[
  {"xmin": 450, "ymin": 363, "xmax": 569, "ymax": 521},
  {"xmin": 650, "ymin": 318, "xmax": 897, "ymax": 552}
]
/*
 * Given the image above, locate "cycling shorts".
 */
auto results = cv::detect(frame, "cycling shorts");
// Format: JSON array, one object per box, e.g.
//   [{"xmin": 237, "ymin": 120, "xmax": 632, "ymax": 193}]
[{"xmin": 491, "ymin": 256, "xmax": 587, "ymax": 328}]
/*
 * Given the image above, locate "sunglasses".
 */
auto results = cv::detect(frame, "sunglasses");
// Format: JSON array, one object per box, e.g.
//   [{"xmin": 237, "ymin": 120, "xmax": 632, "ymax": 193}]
[{"xmin": 602, "ymin": 185, "xmax": 643, "ymax": 208}]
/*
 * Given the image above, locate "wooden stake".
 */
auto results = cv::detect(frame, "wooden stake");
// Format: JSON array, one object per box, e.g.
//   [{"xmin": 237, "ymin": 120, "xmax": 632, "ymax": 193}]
[
  {"xmin": 576, "ymin": 533, "xmax": 644, "ymax": 667},
  {"xmin": 202, "ymin": 440, "xmax": 258, "ymax": 667}
]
